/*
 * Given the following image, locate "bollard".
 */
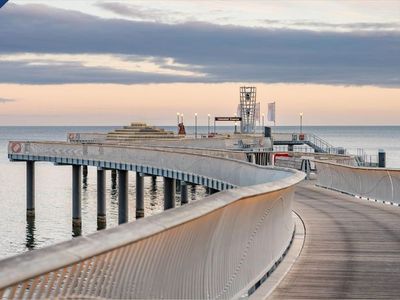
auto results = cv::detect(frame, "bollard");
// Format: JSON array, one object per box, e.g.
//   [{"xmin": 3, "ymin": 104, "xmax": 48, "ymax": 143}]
[{"xmin": 378, "ymin": 149, "xmax": 386, "ymax": 168}]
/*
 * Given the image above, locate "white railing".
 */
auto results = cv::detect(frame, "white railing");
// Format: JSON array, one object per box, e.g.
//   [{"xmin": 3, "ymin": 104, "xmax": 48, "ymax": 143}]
[
  {"xmin": 2, "ymin": 142, "xmax": 304, "ymax": 299},
  {"xmin": 67, "ymin": 132, "xmax": 108, "ymax": 143},
  {"xmin": 315, "ymin": 160, "xmax": 400, "ymax": 204}
]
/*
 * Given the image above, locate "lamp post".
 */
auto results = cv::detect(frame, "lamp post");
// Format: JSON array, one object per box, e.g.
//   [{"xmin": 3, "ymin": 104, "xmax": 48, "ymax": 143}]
[
  {"xmin": 177, "ymin": 112, "xmax": 180, "ymax": 125},
  {"xmin": 300, "ymin": 112, "xmax": 303, "ymax": 134},
  {"xmin": 181, "ymin": 113, "xmax": 184, "ymax": 124},
  {"xmin": 207, "ymin": 114, "xmax": 211, "ymax": 135},
  {"xmin": 234, "ymin": 122, "xmax": 238, "ymax": 134},
  {"xmin": 195, "ymin": 113, "xmax": 198, "ymax": 139},
  {"xmin": 262, "ymin": 113, "xmax": 265, "ymax": 132}
]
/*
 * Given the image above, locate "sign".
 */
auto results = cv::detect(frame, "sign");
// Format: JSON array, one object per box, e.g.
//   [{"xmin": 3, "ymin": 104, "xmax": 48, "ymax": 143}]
[
  {"xmin": 215, "ymin": 117, "xmax": 242, "ymax": 122},
  {"xmin": 0, "ymin": 0, "xmax": 8, "ymax": 9}
]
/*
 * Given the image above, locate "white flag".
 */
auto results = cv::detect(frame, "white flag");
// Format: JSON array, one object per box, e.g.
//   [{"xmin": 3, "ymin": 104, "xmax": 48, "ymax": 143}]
[{"xmin": 267, "ymin": 102, "xmax": 276, "ymax": 122}]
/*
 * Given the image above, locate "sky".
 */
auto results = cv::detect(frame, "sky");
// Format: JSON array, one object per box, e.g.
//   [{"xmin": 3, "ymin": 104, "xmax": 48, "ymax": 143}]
[{"xmin": 0, "ymin": 0, "xmax": 399, "ymax": 125}]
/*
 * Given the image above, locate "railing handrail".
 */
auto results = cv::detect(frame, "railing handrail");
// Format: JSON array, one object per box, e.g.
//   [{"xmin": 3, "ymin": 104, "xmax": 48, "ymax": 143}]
[{"xmin": 2, "ymin": 142, "xmax": 304, "ymax": 299}]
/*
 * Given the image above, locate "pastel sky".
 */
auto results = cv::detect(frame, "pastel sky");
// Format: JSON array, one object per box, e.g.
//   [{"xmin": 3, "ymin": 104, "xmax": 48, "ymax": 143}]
[{"xmin": 0, "ymin": 0, "xmax": 399, "ymax": 125}]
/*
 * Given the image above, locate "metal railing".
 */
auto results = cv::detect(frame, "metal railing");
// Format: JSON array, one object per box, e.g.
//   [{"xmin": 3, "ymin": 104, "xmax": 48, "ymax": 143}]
[
  {"xmin": 272, "ymin": 132, "xmax": 345, "ymax": 155},
  {"xmin": 315, "ymin": 160, "xmax": 400, "ymax": 204},
  {"xmin": 2, "ymin": 142, "xmax": 304, "ymax": 299}
]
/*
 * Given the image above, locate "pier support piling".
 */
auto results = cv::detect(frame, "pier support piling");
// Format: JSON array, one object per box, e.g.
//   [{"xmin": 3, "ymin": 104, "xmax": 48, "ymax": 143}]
[
  {"xmin": 82, "ymin": 165, "xmax": 88, "ymax": 178},
  {"xmin": 26, "ymin": 161, "xmax": 35, "ymax": 217},
  {"xmin": 118, "ymin": 170, "xmax": 129, "ymax": 224},
  {"xmin": 97, "ymin": 169, "xmax": 106, "ymax": 226},
  {"xmin": 136, "ymin": 173, "xmax": 144, "ymax": 218},
  {"xmin": 111, "ymin": 169, "xmax": 117, "ymax": 186},
  {"xmin": 72, "ymin": 165, "xmax": 82, "ymax": 227},
  {"xmin": 164, "ymin": 177, "xmax": 176, "ymax": 210},
  {"xmin": 181, "ymin": 181, "xmax": 188, "ymax": 205}
]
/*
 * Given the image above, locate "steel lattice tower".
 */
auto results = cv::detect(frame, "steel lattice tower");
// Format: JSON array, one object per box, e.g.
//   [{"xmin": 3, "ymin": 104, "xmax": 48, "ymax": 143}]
[{"xmin": 239, "ymin": 86, "xmax": 257, "ymax": 133}]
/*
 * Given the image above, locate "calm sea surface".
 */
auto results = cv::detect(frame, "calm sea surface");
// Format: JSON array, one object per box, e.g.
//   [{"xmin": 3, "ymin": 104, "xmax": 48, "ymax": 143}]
[{"xmin": 0, "ymin": 125, "xmax": 399, "ymax": 259}]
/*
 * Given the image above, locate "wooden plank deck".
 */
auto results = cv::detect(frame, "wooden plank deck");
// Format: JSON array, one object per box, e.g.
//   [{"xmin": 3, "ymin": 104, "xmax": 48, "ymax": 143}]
[{"xmin": 269, "ymin": 183, "xmax": 400, "ymax": 299}]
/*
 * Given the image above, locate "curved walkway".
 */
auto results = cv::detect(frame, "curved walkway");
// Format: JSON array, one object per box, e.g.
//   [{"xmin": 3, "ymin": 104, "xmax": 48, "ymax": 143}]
[{"xmin": 269, "ymin": 182, "xmax": 400, "ymax": 299}]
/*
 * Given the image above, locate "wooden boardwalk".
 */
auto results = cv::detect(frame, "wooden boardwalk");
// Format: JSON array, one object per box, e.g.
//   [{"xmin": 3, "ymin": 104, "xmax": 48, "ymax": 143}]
[{"xmin": 269, "ymin": 183, "xmax": 400, "ymax": 299}]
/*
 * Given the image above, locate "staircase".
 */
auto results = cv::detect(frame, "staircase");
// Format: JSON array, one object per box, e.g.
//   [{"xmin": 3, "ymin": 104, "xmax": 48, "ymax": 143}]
[{"xmin": 106, "ymin": 122, "xmax": 177, "ymax": 142}]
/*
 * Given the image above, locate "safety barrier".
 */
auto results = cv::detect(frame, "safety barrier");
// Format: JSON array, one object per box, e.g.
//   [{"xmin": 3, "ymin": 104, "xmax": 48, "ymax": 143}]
[
  {"xmin": 2, "ymin": 142, "xmax": 304, "ymax": 299},
  {"xmin": 315, "ymin": 160, "xmax": 400, "ymax": 204}
]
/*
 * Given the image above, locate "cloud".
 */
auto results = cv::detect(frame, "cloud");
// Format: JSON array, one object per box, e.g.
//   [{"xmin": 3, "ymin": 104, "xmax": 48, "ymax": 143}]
[
  {"xmin": 0, "ymin": 3, "xmax": 399, "ymax": 86},
  {"xmin": 0, "ymin": 97, "xmax": 15, "ymax": 103},
  {"xmin": 261, "ymin": 19, "xmax": 400, "ymax": 32},
  {"xmin": 96, "ymin": 1, "xmax": 184, "ymax": 23}
]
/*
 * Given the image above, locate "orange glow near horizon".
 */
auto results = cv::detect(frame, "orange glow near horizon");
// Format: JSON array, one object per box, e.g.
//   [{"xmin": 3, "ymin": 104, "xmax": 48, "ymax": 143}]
[{"xmin": 0, "ymin": 83, "xmax": 399, "ymax": 126}]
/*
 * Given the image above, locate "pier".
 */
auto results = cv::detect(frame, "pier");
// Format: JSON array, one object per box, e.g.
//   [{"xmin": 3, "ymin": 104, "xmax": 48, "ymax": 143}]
[
  {"xmin": 1, "ymin": 125, "xmax": 400, "ymax": 298},
  {"xmin": 268, "ymin": 183, "xmax": 400, "ymax": 299}
]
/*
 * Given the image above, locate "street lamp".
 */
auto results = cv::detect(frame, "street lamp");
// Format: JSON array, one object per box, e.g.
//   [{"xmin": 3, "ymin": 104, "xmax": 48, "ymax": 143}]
[
  {"xmin": 177, "ymin": 112, "xmax": 180, "ymax": 126},
  {"xmin": 181, "ymin": 113, "xmax": 184, "ymax": 124},
  {"xmin": 195, "ymin": 113, "xmax": 198, "ymax": 139},
  {"xmin": 300, "ymin": 112, "xmax": 303, "ymax": 134},
  {"xmin": 234, "ymin": 122, "xmax": 238, "ymax": 134},
  {"xmin": 262, "ymin": 113, "xmax": 265, "ymax": 131},
  {"xmin": 207, "ymin": 114, "xmax": 211, "ymax": 135}
]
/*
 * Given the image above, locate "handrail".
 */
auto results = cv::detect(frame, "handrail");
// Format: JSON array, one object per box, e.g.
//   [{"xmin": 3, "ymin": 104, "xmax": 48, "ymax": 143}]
[
  {"xmin": 315, "ymin": 160, "xmax": 400, "ymax": 204},
  {"xmin": 2, "ymin": 141, "xmax": 304, "ymax": 299}
]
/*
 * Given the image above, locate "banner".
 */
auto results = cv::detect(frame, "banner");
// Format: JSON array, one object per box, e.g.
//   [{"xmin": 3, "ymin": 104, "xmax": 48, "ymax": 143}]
[
  {"xmin": 267, "ymin": 102, "xmax": 276, "ymax": 122},
  {"xmin": 0, "ymin": 0, "xmax": 8, "ymax": 9}
]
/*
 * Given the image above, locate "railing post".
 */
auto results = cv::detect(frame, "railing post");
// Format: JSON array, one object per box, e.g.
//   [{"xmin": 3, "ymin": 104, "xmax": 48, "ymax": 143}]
[
  {"xmin": 26, "ymin": 161, "xmax": 35, "ymax": 217},
  {"xmin": 136, "ymin": 173, "xmax": 144, "ymax": 218},
  {"xmin": 72, "ymin": 165, "xmax": 82, "ymax": 227},
  {"xmin": 97, "ymin": 168, "xmax": 106, "ymax": 227},
  {"xmin": 164, "ymin": 177, "xmax": 176, "ymax": 210},
  {"xmin": 118, "ymin": 170, "xmax": 129, "ymax": 224},
  {"xmin": 181, "ymin": 181, "xmax": 188, "ymax": 205}
]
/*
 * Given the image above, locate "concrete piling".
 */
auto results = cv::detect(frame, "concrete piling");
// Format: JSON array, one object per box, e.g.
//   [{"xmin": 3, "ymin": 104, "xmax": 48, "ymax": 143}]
[
  {"xmin": 181, "ymin": 181, "xmax": 188, "ymax": 205},
  {"xmin": 26, "ymin": 161, "xmax": 35, "ymax": 217},
  {"xmin": 82, "ymin": 165, "xmax": 88, "ymax": 177},
  {"xmin": 210, "ymin": 188, "xmax": 219, "ymax": 195},
  {"xmin": 136, "ymin": 173, "xmax": 144, "ymax": 218},
  {"xmin": 97, "ymin": 169, "xmax": 106, "ymax": 225},
  {"xmin": 111, "ymin": 169, "xmax": 117, "ymax": 185},
  {"xmin": 118, "ymin": 170, "xmax": 128, "ymax": 224},
  {"xmin": 164, "ymin": 177, "xmax": 176, "ymax": 210},
  {"xmin": 72, "ymin": 165, "xmax": 82, "ymax": 227}
]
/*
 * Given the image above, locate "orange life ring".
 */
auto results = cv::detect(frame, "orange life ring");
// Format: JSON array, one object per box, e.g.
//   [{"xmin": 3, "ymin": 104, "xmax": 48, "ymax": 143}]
[{"xmin": 11, "ymin": 142, "xmax": 22, "ymax": 153}]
